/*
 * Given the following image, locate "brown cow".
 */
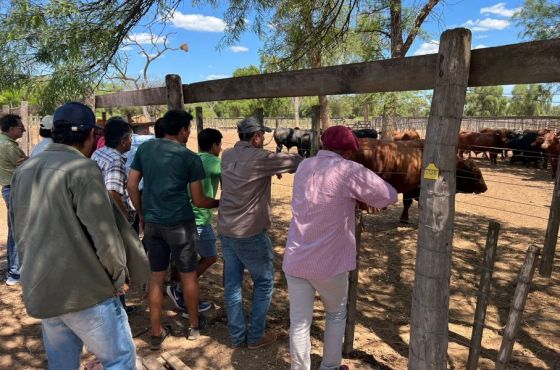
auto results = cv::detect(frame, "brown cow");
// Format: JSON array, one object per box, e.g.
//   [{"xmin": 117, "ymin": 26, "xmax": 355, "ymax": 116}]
[
  {"xmin": 352, "ymin": 139, "xmax": 487, "ymax": 222},
  {"xmin": 480, "ymin": 128, "xmax": 516, "ymax": 159},
  {"xmin": 458, "ymin": 130, "xmax": 506, "ymax": 165},
  {"xmin": 541, "ymin": 132, "xmax": 560, "ymax": 178},
  {"xmin": 393, "ymin": 129, "xmax": 420, "ymax": 141}
]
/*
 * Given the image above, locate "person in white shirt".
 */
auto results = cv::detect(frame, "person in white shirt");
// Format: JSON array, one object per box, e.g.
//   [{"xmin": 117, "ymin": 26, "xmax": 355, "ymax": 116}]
[{"xmin": 30, "ymin": 115, "xmax": 53, "ymax": 157}]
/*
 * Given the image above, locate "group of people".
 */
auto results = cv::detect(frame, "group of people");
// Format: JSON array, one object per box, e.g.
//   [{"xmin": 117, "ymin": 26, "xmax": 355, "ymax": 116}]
[{"xmin": 0, "ymin": 101, "xmax": 398, "ymax": 370}]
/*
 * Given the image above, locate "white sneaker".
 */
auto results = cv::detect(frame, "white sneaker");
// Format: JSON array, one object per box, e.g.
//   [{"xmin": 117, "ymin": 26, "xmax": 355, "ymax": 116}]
[{"xmin": 6, "ymin": 276, "xmax": 20, "ymax": 286}]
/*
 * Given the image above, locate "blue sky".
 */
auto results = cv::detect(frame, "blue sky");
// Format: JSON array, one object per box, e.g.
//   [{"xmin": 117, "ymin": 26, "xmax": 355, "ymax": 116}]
[{"xmin": 121, "ymin": 1, "xmax": 530, "ymax": 85}]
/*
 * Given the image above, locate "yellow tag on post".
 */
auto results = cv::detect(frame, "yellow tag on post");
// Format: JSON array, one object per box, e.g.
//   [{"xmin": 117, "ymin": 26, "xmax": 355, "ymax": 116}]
[{"xmin": 423, "ymin": 163, "xmax": 439, "ymax": 180}]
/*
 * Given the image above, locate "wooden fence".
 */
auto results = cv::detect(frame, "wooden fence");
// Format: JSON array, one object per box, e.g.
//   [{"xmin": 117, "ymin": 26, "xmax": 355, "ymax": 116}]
[
  {"xmin": 199, "ymin": 115, "xmax": 560, "ymax": 134},
  {"xmin": 93, "ymin": 31, "xmax": 560, "ymax": 370}
]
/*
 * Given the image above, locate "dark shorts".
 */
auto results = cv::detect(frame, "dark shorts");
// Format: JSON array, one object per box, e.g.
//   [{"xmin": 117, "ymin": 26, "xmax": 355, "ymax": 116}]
[{"xmin": 144, "ymin": 220, "xmax": 199, "ymax": 273}]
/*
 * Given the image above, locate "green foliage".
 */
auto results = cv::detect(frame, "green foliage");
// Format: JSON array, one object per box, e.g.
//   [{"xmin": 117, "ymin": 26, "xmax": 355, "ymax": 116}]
[
  {"xmin": 515, "ymin": 0, "xmax": 560, "ymax": 40},
  {"xmin": 508, "ymin": 84, "xmax": 553, "ymax": 116},
  {"xmin": 0, "ymin": 0, "xmax": 163, "ymax": 112},
  {"xmin": 464, "ymin": 86, "xmax": 509, "ymax": 117}
]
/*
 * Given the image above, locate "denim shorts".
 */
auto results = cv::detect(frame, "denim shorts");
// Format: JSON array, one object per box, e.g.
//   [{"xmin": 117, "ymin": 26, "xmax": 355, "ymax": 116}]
[
  {"xmin": 144, "ymin": 220, "xmax": 198, "ymax": 273},
  {"xmin": 196, "ymin": 224, "xmax": 217, "ymax": 258}
]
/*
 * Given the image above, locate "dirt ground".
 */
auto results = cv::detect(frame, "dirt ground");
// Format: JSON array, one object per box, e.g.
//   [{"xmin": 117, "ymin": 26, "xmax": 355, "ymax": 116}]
[{"xmin": 0, "ymin": 130, "xmax": 559, "ymax": 369}]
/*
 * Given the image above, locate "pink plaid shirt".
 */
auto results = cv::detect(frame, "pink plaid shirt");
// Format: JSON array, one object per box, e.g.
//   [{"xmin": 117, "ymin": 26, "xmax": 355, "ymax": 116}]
[{"xmin": 282, "ymin": 150, "xmax": 398, "ymax": 280}]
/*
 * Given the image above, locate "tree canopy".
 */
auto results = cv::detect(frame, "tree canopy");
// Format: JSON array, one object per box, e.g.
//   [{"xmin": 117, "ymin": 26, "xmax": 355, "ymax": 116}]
[{"xmin": 514, "ymin": 0, "xmax": 560, "ymax": 40}]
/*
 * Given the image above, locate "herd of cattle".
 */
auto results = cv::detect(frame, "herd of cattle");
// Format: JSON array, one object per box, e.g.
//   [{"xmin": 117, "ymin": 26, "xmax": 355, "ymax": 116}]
[
  {"xmin": 458, "ymin": 128, "xmax": 560, "ymax": 177},
  {"xmin": 273, "ymin": 126, "xmax": 559, "ymax": 222}
]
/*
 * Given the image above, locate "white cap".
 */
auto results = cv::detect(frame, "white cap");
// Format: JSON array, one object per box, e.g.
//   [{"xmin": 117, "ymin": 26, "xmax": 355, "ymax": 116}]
[{"xmin": 40, "ymin": 115, "xmax": 54, "ymax": 130}]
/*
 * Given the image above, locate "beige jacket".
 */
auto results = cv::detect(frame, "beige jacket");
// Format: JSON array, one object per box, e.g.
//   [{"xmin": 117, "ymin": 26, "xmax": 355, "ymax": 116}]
[{"xmin": 218, "ymin": 141, "xmax": 302, "ymax": 238}]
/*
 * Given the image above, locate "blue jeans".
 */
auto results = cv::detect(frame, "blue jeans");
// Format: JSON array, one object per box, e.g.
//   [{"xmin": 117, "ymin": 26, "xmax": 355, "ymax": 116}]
[
  {"xmin": 2, "ymin": 186, "xmax": 19, "ymax": 279},
  {"xmin": 221, "ymin": 231, "xmax": 274, "ymax": 346},
  {"xmin": 196, "ymin": 224, "xmax": 217, "ymax": 258},
  {"xmin": 41, "ymin": 296, "xmax": 136, "ymax": 370}
]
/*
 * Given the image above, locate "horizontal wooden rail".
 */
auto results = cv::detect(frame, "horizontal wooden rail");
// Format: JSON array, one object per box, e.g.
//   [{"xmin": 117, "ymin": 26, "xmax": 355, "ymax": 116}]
[{"xmin": 95, "ymin": 38, "xmax": 560, "ymax": 108}]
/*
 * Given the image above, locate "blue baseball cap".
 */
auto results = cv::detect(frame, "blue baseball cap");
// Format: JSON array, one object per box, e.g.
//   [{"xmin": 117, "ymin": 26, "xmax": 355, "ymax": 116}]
[{"xmin": 53, "ymin": 102, "xmax": 101, "ymax": 131}]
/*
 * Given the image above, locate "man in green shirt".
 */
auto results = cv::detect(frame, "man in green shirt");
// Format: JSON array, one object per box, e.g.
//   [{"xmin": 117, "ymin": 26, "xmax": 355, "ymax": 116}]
[
  {"xmin": 0, "ymin": 114, "xmax": 27, "ymax": 285},
  {"xmin": 167, "ymin": 128, "xmax": 223, "ymax": 313},
  {"xmin": 128, "ymin": 110, "xmax": 219, "ymax": 349}
]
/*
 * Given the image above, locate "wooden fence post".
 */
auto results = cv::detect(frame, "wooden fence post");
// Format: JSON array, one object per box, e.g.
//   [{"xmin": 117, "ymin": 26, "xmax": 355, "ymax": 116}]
[
  {"xmin": 408, "ymin": 28, "xmax": 472, "ymax": 370},
  {"xmin": 19, "ymin": 101, "xmax": 30, "ymax": 155},
  {"xmin": 195, "ymin": 106, "xmax": 204, "ymax": 134},
  {"xmin": 540, "ymin": 159, "xmax": 560, "ymax": 277},
  {"xmin": 253, "ymin": 108, "xmax": 264, "ymax": 125},
  {"xmin": 2, "ymin": 105, "xmax": 9, "ymax": 114},
  {"xmin": 343, "ymin": 210, "xmax": 363, "ymax": 355},
  {"xmin": 466, "ymin": 221, "xmax": 501, "ymax": 370},
  {"xmin": 496, "ymin": 245, "xmax": 541, "ymax": 370},
  {"xmin": 311, "ymin": 105, "xmax": 321, "ymax": 156},
  {"xmin": 165, "ymin": 74, "xmax": 184, "ymax": 111}
]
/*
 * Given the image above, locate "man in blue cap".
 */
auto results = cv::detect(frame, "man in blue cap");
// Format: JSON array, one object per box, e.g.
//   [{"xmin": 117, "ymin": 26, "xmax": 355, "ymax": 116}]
[{"xmin": 10, "ymin": 102, "xmax": 137, "ymax": 369}]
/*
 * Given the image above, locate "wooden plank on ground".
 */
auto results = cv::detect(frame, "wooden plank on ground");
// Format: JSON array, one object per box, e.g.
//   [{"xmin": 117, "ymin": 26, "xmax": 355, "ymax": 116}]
[
  {"xmin": 94, "ymin": 38, "xmax": 560, "ymax": 108},
  {"xmin": 160, "ymin": 352, "xmax": 192, "ymax": 370},
  {"xmin": 142, "ymin": 356, "xmax": 166, "ymax": 370}
]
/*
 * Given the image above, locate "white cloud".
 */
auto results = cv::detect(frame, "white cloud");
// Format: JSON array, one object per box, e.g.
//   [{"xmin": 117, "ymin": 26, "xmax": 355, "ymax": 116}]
[
  {"xmin": 120, "ymin": 46, "xmax": 133, "ymax": 52},
  {"xmin": 171, "ymin": 12, "xmax": 226, "ymax": 32},
  {"xmin": 473, "ymin": 44, "xmax": 487, "ymax": 49},
  {"xmin": 127, "ymin": 33, "xmax": 165, "ymax": 44},
  {"xmin": 206, "ymin": 74, "xmax": 229, "ymax": 80},
  {"xmin": 480, "ymin": 3, "xmax": 521, "ymax": 17},
  {"xmin": 475, "ymin": 34, "xmax": 489, "ymax": 39},
  {"xmin": 229, "ymin": 46, "xmax": 249, "ymax": 53},
  {"xmin": 462, "ymin": 18, "xmax": 510, "ymax": 32},
  {"xmin": 413, "ymin": 40, "xmax": 439, "ymax": 55}
]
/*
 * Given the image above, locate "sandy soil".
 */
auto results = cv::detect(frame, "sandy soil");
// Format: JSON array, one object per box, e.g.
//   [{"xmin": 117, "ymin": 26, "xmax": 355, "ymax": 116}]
[{"xmin": 0, "ymin": 130, "xmax": 558, "ymax": 369}]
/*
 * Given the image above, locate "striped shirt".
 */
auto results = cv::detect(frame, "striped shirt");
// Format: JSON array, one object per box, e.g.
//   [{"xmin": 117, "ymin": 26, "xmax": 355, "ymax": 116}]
[
  {"xmin": 282, "ymin": 150, "xmax": 398, "ymax": 280},
  {"xmin": 91, "ymin": 146, "xmax": 134, "ymax": 221}
]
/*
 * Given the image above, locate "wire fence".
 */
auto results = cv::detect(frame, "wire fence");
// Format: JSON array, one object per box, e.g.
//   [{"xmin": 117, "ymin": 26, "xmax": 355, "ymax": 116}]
[
  {"xmin": 183, "ymin": 115, "xmax": 560, "ymax": 133},
  {"xmin": 265, "ymin": 142, "xmax": 557, "ymax": 368}
]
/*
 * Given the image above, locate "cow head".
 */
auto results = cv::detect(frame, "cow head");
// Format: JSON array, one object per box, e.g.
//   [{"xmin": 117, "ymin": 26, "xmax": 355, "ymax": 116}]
[
  {"xmin": 541, "ymin": 132, "xmax": 559, "ymax": 150},
  {"xmin": 456, "ymin": 157, "xmax": 487, "ymax": 194}
]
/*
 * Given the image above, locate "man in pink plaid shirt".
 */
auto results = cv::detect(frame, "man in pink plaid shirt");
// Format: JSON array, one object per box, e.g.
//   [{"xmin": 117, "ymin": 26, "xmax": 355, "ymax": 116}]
[{"xmin": 283, "ymin": 125, "xmax": 398, "ymax": 370}]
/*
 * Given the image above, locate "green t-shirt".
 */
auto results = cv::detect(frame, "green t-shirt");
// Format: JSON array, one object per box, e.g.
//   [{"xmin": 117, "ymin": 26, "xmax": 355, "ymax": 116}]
[
  {"xmin": 192, "ymin": 152, "xmax": 221, "ymax": 226},
  {"xmin": 131, "ymin": 139, "xmax": 205, "ymax": 225}
]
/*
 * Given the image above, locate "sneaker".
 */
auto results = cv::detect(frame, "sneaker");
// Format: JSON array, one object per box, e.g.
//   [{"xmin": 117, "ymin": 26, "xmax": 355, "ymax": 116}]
[
  {"xmin": 186, "ymin": 315, "xmax": 207, "ymax": 341},
  {"xmin": 247, "ymin": 331, "xmax": 278, "ymax": 350},
  {"xmin": 180, "ymin": 300, "xmax": 213, "ymax": 318},
  {"xmin": 166, "ymin": 285, "xmax": 185, "ymax": 310},
  {"xmin": 125, "ymin": 305, "xmax": 138, "ymax": 315},
  {"xmin": 6, "ymin": 275, "xmax": 20, "ymax": 286},
  {"xmin": 150, "ymin": 325, "xmax": 171, "ymax": 351}
]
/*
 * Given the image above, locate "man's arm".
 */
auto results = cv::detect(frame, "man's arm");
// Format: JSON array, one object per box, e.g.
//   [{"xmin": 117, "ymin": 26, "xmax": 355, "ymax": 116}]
[
  {"xmin": 127, "ymin": 169, "xmax": 143, "ymax": 222},
  {"xmin": 190, "ymin": 180, "xmax": 219, "ymax": 209},
  {"xmin": 74, "ymin": 165, "xmax": 127, "ymax": 292},
  {"xmin": 349, "ymin": 165, "xmax": 398, "ymax": 209},
  {"xmin": 110, "ymin": 190, "xmax": 128, "ymax": 217},
  {"xmin": 252, "ymin": 152, "xmax": 303, "ymax": 178}
]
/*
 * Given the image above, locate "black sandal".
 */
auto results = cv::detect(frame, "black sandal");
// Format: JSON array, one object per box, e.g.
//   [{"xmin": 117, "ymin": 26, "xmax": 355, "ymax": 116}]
[{"xmin": 150, "ymin": 324, "xmax": 171, "ymax": 351}]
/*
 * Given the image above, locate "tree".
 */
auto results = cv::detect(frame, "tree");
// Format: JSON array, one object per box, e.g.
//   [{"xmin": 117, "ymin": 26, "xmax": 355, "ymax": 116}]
[
  {"xmin": 514, "ymin": 0, "xmax": 560, "ymax": 40},
  {"xmin": 464, "ymin": 86, "xmax": 509, "ymax": 117},
  {"xmin": 108, "ymin": 26, "xmax": 188, "ymax": 120},
  {"xmin": 0, "ymin": 0, "xmax": 171, "ymax": 111},
  {"xmin": 508, "ymin": 84, "xmax": 553, "ymax": 116}
]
